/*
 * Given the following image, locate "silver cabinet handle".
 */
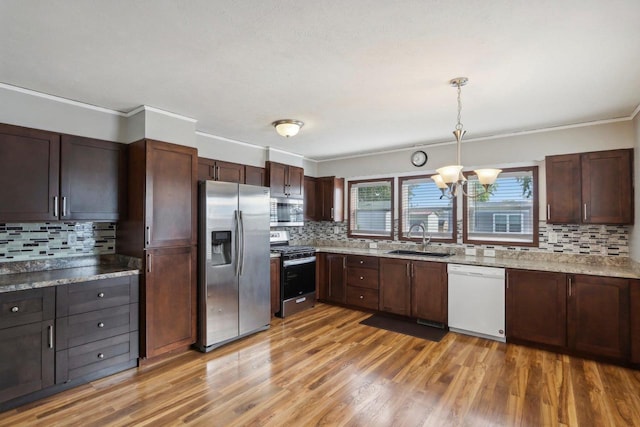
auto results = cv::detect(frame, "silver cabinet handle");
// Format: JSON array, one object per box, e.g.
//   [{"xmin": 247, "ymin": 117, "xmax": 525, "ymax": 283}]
[
  {"xmin": 97, "ymin": 292, "xmax": 105, "ymax": 298},
  {"xmin": 98, "ymin": 322, "xmax": 105, "ymax": 328},
  {"xmin": 406, "ymin": 263, "xmax": 410, "ymax": 277},
  {"xmin": 411, "ymin": 263, "xmax": 414, "ymax": 278},
  {"xmin": 146, "ymin": 226, "xmax": 151, "ymax": 246},
  {"xmin": 547, "ymin": 204, "xmax": 550, "ymax": 220},
  {"xmin": 147, "ymin": 253, "xmax": 151, "ymax": 273},
  {"xmin": 54, "ymin": 196, "xmax": 59, "ymax": 218},
  {"xmin": 98, "ymin": 353, "xmax": 105, "ymax": 359},
  {"xmin": 583, "ymin": 203, "xmax": 587, "ymax": 221},
  {"xmin": 343, "ymin": 257, "xmax": 346, "ymax": 269},
  {"xmin": 11, "ymin": 306, "xmax": 19, "ymax": 313},
  {"xmin": 331, "ymin": 207, "xmax": 334, "ymax": 219},
  {"xmin": 48, "ymin": 325, "xmax": 54, "ymax": 349},
  {"xmin": 215, "ymin": 165, "xmax": 220, "ymax": 180},
  {"xmin": 62, "ymin": 196, "xmax": 67, "ymax": 217},
  {"xmin": 568, "ymin": 277, "xmax": 572, "ymax": 297}
]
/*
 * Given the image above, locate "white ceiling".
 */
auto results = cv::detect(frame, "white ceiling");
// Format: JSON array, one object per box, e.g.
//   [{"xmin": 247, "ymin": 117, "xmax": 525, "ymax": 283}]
[{"xmin": 2, "ymin": 1, "xmax": 640, "ymax": 160}]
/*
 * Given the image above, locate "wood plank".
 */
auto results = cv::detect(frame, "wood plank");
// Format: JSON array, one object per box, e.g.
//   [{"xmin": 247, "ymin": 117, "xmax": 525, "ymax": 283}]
[{"xmin": 1, "ymin": 303, "xmax": 640, "ymax": 426}]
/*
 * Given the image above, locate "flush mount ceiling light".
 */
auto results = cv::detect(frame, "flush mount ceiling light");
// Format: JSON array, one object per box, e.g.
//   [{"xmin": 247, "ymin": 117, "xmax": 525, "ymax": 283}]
[
  {"xmin": 272, "ymin": 119, "xmax": 304, "ymax": 137},
  {"xmin": 432, "ymin": 77, "xmax": 502, "ymax": 199}
]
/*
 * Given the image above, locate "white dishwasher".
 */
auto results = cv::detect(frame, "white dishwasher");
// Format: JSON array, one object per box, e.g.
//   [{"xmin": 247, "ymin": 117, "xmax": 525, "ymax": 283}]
[{"xmin": 447, "ymin": 264, "xmax": 506, "ymax": 342}]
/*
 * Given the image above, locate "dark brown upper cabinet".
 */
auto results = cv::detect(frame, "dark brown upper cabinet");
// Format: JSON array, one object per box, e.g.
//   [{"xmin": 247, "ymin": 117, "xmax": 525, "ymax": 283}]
[
  {"xmin": 0, "ymin": 124, "xmax": 126, "ymax": 222},
  {"xmin": 198, "ymin": 158, "xmax": 245, "ymax": 183},
  {"xmin": 317, "ymin": 177, "xmax": 344, "ymax": 222},
  {"xmin": 245, "ymin": 165, "xmax": 266, "ymax": 187},
  {"xmin": 266, "ymin": 161, "xmax": 303, "ymax": 199},
  {"xmin": 304, "ymin": 176, "xmax": 317, "ymax": 221},
  {"xmin": 546, "ymin": 149, "xmax": 633, "ymax": 224}
]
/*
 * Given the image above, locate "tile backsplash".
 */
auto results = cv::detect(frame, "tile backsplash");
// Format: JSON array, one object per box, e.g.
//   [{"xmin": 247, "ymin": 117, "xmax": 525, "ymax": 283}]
[
  {"xmin": 283, "ymin": 220, "xmax": 630, "ymax": 257},
  {"xmin": 0, "ymin": 222, "xmax": 116, "ymax": 262}
]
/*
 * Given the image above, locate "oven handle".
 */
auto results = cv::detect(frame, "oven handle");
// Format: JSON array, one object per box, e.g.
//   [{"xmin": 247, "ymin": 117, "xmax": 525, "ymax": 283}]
[{"xmin": 283, "ymin": 256, "xmax": 317, "ymax": 267}]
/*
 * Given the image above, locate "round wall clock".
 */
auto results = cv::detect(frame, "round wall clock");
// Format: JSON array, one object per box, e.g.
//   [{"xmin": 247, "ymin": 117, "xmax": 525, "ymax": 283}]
[{"xmin": 411, "ymin": 150, "xmax": 428, "ymax": 167}]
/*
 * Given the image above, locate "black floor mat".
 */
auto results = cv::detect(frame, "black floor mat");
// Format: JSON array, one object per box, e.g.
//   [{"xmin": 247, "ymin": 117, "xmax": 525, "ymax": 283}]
[{"xmin": 360, "ymin": 314, "xmax": 448, "ymax": 342}]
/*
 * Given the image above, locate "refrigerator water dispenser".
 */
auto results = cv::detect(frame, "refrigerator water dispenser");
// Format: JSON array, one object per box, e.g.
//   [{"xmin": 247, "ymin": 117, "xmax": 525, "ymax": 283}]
[{"xmin": 210, "ymin": 230, "xmax": 231, "ymax": 266}]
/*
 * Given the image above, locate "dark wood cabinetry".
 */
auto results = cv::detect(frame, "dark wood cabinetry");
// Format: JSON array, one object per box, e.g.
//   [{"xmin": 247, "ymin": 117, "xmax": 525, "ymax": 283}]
[
  {"xmin": 304, "ymin": 176, "xmax": 317, "ymax": 221},
  {"xmin": 411, "ymin": 261, "xmax": 447, "ymax": 324},
  {"xmin": 266, "ymin": 161, "xmax": 304, "ymax": 199},
  {"xmin": 320, "ymin": 253, "xmax": 347, "ymax": 304},
  {"xmin": 546, "ymin": 149, "xmax": 633, "ymax": 224},
  {"xmin": 345, "ymin": 255, "xmax": 379, "ymax": 310},
  {"xmin": 270, "ymin": 258, "xmax": 281, "ymax": 316},
  {"xmin": 0, "ymin": 124, "xmax": 126, "ymax": 222},
  {"xmin": 317, "ymin": 177, "xmax": 344, "ymax": 222},
  {"xmin": 507, "ymin": 269, "xmax": 631, "ymax": 361},
  {"xmin": 119, "ymin": 139, "xmax": 197, "ymax": 359},
  {"xmin": 198, "ymin": 158, "xmax": 245, "ymax": 183},
  {"xmin": 245, "ymin": 165, "xmax": 266, "ymax": 186},
  {"xmin": 631, "ymin": 282, "xmax": 640, "ymax": 364},
  {"xmin": 506, "ymin": 269, "xmax": 567, "ymax": 347},
  {"xmin": 0, "ymin": 288, "xmax": 55, "ymax": 404},
  {"xmin": 379, "ymin": 258, "xmax": 411, "ymax": 316}
]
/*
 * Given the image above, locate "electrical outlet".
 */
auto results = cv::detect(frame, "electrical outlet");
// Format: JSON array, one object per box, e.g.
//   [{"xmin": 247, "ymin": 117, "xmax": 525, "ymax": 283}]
[
  {"xmin": 484, "ymin": 249, "xmax": 496, "ymax": 257},
  {"xmin": 465, "ymin": 247, "xmax": 476, "ymax": 256},
  {"xmin": 548, "ymin": 231, "xmax": 558, "ymax": 244},
  {"xmin": 67, "ymin": 232, "xmax": 77, "ymax": 245},
  {"xmin": 369, "ymin": 242, "xmax": 378, "ymax": 249}
]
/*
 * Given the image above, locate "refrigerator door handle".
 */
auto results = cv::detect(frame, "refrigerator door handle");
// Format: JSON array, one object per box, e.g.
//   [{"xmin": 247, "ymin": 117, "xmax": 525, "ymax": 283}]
[
  {"xmin": 238, "ymin": 210, "xmax": 245, "ymax": 276},
  {"xmin": 234, "ymin": 210, "xmax": 241, "ymax": 277}
]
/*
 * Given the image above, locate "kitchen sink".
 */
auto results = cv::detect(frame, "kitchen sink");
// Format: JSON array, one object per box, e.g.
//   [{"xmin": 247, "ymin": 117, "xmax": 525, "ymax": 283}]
[{"xmin": 387, "ymin": 249, "xmax": 451, "ymax": 258}]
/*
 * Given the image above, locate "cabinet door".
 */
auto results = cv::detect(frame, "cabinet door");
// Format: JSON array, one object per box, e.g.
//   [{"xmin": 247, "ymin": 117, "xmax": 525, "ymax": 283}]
[
  {"xmin": 145, "ymin": 140, "xmax": 197, "ymax": 248},
  {"xmin": 581, "ymin": 149, "xmax": 633, "ymax": 224},
  {"xmin": 287, "ymin": 166, "xmax": 304, "ymax": 199},
  {"xmin": 144, "ymin": 246, "xmax": 197, "ymax": 358},
  {"xmin": 545, "ymin": 154, "xmax": 581, "ymax": 224},
  {"xmin": 0, "ymin": 321, "xmax": 54, "ymax": 403},
  {"xmin": 266, "ymin": 162, "xmax": 288, "ymax": 198},
  {"xmin": 411, "ymin": 261, "xmax": 447, "ymax": 324},
  {"xmin": 0, "ymin": 124, "xmax": 60, "ymax": 221},
  {"xmin": 245, "ymin": 165, "xmax": 265, "ymax": 186},
  {"xmin": 325, "ymin": 254, "xmax": 347, "ymax": 304},
  {"xmin": 631, "ymin": 282, "xmax": 640, "ymax": 364},
  {"xmin": 379, "ymin": 258, "xmax": 411, "ymax": 316},
  {"xmin": 506, "ymin": 269, "xmax": 567, "ymax": 347},
  {"xmin": 197, "ymin": 158, "xmax": 215, "ymax": 181},
  {"xmin": 304, "ymin": 176, "xmax": 317, "ymax": 221},
  {"xmin": 568, "ymin": 274, "xmax": 629, "ymax": 360},
  {"xmin": 270, "ymin": 258, "xmax": 281, "ymax": 316},
  {"xmin": 215, "ymin": 160, "xmax": 245, "ymax": 183},
  {"xmin": 60, "ymin": 135, "xmax": 126, "ymax": 221},
  {"xmin": 318, "ymin": 177, "xmax": 345, "ymax": 222}
]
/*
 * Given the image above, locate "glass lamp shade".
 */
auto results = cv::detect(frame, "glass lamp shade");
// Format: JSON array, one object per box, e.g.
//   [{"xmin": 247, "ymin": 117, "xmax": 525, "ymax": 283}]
[
  {"xmin": 273, "ymin": 120, "xmax": 304, "ymax": 137},
  {"xmin": 436, "ymin": 165, "xmax": 464, "ymax": 184},
  {"xmin": 474, "ymin": 168, "xmax": 502, "ymax": 185},
  {"xmin": 431, "ymin": 174, "xmax": 448, "ymax": 189}
]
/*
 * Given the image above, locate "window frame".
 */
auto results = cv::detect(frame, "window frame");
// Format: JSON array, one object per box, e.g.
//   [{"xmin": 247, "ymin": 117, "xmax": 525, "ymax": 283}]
[
  {"xmin": 398, "ymin": 174, "xmax": 458, "ymax": 244},
  {"xmin": 347, "ymin": 177, "xmax": 395, "ymax": 240},
  {"xmin": 462, "ymin": 166, "xmax": 539, "ymax": 247}
]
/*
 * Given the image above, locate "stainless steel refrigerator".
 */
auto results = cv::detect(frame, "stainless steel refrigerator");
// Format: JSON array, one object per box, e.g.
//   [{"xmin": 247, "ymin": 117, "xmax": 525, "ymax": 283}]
[{"xmin": 196, "ymin": 181, "xmax": 271, "ymax": 352}]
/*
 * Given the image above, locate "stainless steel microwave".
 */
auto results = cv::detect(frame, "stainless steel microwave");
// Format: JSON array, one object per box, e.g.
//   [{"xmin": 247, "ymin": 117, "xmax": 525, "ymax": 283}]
[{"xmin": 270, "ymin": 198, "xmax": 304, "ymax": 226}]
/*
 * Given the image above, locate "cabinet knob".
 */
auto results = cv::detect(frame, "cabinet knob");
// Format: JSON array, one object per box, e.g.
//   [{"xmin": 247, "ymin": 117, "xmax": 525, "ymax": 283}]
[
  {"xmin": 359, "ymin": 260, "xmax": 364, "ymax": 264},
  {"xmin": 11, "ymin": 306, "xmax": 19, "ymax": 313},
  {"xmin": 359, "ymin": 295, "xmax": 364, "ymax": 299},
  {"xmin": 360, "ymin": 276, "xmax": 364, "ymax": 280},
  {"xmin": 97, "ymin": 292, "xmax": 105, "ymax": 298},
  {"xmin": 97, "ymin": 353, "xmax": 105, "ymax": 359},
  {"xmin": 98, "ymin": 322, "xmax": 105, "ymax": 328}
]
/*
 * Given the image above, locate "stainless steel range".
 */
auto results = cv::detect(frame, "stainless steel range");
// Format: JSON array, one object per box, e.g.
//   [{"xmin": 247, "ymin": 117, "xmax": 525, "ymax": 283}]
[{"xmin": 270, "ymin": 231, "xmax": 316, "ymax": 318}]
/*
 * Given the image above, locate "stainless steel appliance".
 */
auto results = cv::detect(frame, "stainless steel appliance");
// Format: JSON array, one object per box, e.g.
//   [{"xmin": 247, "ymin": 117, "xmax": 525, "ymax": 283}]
[
  {"xmin": 197, "ymin": 181, "xmax": 271, "ymax": 352},
  {"xmin": 270, "ymin": 231, "xmax": 316, "ymax": 317},
  {"xmin": 270, "ymin": 198, "xmax": 304, "ymax": 227}
]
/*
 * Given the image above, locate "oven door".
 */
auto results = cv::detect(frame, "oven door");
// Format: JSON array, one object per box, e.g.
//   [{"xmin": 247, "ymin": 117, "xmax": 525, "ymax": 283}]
[{"xmin": 282, "ymin": 257, "xmax": 316, "ymax": 300}]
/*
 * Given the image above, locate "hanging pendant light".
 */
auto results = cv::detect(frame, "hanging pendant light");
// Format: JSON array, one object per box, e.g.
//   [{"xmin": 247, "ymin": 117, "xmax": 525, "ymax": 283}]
[{"xmin": 432, "ymin": 77, "xmax": 501, "ymax": 199}]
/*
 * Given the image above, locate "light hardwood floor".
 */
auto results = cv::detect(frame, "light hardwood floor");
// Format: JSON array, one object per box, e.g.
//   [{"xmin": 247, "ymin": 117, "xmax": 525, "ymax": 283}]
[{"xmin": 2, "ymin": 303, "xmax": 640, "ymax": 426}]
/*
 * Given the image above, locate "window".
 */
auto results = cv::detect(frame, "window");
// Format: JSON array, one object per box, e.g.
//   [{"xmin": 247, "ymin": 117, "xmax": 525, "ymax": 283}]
[
  {"xmin": 398, "ymin": 175, "xmax": 456, "ymax": 242},
  {"xmin": 463, "ymin": 166, "xmax": 538, "ymax": 246},
  {"xmin": 348, "ymin": 178, "xmax": 394, "ymax": 239}
]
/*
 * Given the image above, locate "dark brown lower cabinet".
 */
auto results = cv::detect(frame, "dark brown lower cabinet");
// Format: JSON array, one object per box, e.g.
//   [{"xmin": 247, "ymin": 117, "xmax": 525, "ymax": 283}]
[
  {"xmin": 322, "ymin": 253, "xmax": 347, "ymax": 304},
  {"xmin": 411, "ymin": 261, "xmax": 447, "ymax": 324},
  {"xmin": 568, "ymin": 274, "xmax": 629, "ymax": 360},
  {"xmin": 631, "ymin": 282, "xmax": 640, "ymax": 364},
  {"xmin": 270, "ymin": 258, "xmax": 281, "ymax": 316},
  {"xmin": 144, "ymin": 246, "xmax": 197, "ymax": 358},
  {"xmin": 379, "ymin": 258, "xmax": 411, "ymax": 316},
  {"xmin": 506, "ymin": 269, "xmax": 567, "ymax": 347}
]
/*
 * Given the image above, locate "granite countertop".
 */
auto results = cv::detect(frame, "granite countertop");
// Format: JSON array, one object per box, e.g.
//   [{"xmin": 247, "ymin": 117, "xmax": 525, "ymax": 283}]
[
  {"xmin": 314, "ymin": 246, "xmax": 640, "ymax": 279},
  {"xmin": 0, "ymin": 255, "xmax": 140, "ymax": 293}
]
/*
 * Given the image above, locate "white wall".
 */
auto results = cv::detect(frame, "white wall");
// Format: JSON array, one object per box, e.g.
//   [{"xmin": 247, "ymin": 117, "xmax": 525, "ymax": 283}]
[{"xmin": 630, "ymin": 112, "xmax": 640, "ymax": 262}]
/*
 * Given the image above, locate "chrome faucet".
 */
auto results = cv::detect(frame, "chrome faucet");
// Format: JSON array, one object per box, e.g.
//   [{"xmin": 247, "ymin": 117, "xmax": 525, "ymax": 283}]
[{"xmin": 409, "ymin": 222, "xmax": 431, "ymax": 252}]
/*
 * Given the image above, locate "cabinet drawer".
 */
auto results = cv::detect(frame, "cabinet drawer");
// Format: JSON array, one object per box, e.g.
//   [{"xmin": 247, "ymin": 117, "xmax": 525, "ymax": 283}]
[
  {"xmin": 56, "ymin": 331, "xmax": 138, "ymax": 384},
  {"xmin": 346, "ymin": 286, "xmax": 379, "ymax": 311},
  {"xmin": 0, "ymin": 288, "xmax": 55, "ymax": 329},
  {"xmin": 56, "ymin": 303, "xmax": 139, "ymax": 350},
  {"xmin": 56, "ymin": 275, "xmax": 138, "ymax": 316},
  {"xmin": 346, "ymin": 267, "xmax": 379, "ymax": 289},
  {"xmin": 346, "ymin": 255, "xmax": 379, "ymax": 270}
]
